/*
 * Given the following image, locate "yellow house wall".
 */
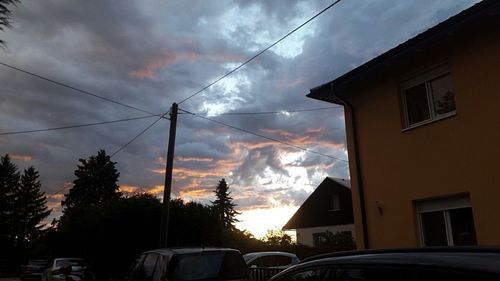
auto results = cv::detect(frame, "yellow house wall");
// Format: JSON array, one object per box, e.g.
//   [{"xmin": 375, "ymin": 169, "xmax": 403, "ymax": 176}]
[{"xmin": 343, "ymin": 20, "xmax": 500, "ymax": 248}]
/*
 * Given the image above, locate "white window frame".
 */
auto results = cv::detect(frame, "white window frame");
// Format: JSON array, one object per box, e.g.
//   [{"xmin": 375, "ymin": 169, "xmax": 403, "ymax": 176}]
[
  {"xmin": 415, "ymin": 195, "xmax": 472, "ymax": 247},
  {"xmin": 401, "ymin": 64, "xmax": 456, "ymax": 130}
]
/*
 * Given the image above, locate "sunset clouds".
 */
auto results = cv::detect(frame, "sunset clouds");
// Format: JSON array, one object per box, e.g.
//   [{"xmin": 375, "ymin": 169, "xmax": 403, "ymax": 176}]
[{"xmin": 0, "ymin": 0, "xmax": 478, "ymax": 236}]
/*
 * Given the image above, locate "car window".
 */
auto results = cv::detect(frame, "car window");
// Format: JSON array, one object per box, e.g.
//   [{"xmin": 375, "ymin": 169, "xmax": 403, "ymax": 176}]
[
  {"xmin": 334, "ymin": 267, "xmax": 412, "ymax": 281},
  {"xmin": 280, "ymin": 268, "xmax": 327, "ymax": 281},
  {"xmin": 220, "ymin": 251, "xmax": 249, "ymax": 279},
  {"xmin": 275, "ymin": 255, "xmax": 293, "ymax": 266},
  {"xmin": 141, "ymin": 254, "xmax": 159, "ymax": 281},
  {"xmin": 416, "ymin": 268, "xmax": 497, "ymax": 281},
  {"xmin": 171, "ymin": 251, "xmax": 248, "ymax": 281},
  {"xmin": 126, "ymin": 255, "xmax": 144, "ymax": 281},
  {"xmin": 249, "ymin": 256, "xmax": 273, "ymax": 267},
  {"xmin": 152, "ymin": 255, "xmax": 169, "ymax": 281}
]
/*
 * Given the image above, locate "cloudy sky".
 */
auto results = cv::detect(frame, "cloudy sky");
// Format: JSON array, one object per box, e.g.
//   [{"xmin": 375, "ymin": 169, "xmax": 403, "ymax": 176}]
[{"xmin": 0, "ymin": 0, "xmax": 478, "ymax": 238}]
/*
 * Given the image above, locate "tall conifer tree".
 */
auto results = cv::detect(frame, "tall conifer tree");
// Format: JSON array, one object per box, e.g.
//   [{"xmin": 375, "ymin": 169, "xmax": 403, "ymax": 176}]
[
  {"xmin": 0, "ymin": 155, "xmax": 20, "ymax": 244},
  {"xmin": 14, "ymin": 166, "xmax": 51, "ymax": 244},
  {"xmin": 62, "ymin": 149, "xmax": 121, "ymax": 213},
  {"xmin": 212, "ymin": 179, "xmax": 240, "ymax": 231}
]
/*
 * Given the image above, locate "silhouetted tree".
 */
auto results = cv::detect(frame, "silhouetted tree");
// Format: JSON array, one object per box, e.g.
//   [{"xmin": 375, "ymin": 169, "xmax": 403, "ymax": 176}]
[
  {"xmin": 263, "ymin": 229, "xmax": 292, "ymax": 246},
  {"xmin": 0, "ymin": 0, "xmax": 19, "ymax": 46},
  {"xmin": 212, "ymin": 179, "xmax": 240, "ymax": 231},
  {"xmin": 0, "ymin": 155, "xmax": 51, "ymax": 268},
  {"xmin": 57, "ymin": 192, "xmax": 162, "ymax": 280},
  {"xmin": 62, "ymin": 149, "xmax": 121, "ymax": 213},
  {"xmin": 313, "ymin": 230, "xmax": 354, "ymax": 248},
  {"xmin": 13, "ymin": 166, "xmax": 51, "ymax": 245},
  {"xmin": 0, "ymin": 154, "xmax": 20, "ymax": 253}
]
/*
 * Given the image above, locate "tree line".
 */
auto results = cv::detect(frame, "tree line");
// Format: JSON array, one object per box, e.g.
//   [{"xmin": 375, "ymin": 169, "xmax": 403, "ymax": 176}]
[
  {"xmin": 0, "ymin": 155, "xmax": 51, "ymax": 267},
  {"xmin": 1, "ymin": 149, "xmax": 353, "ymax": 279},
  {"xmin": 0, "ymin": 150, "xmax": 261, "ymax": 279}
]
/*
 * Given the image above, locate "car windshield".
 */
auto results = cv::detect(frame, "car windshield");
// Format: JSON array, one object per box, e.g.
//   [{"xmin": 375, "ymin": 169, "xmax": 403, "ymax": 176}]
[
  {"xmin": 172, "ymin": 251, "xmax": 248, "ymax": 281},
  {"xmin": 55, "ymin": 259, "xmax": 86, "ymax": 267}
]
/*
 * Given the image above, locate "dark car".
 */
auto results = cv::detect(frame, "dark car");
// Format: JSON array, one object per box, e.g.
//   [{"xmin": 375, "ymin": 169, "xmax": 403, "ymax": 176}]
[
  {"xmin": 125, "ymin": 248, "xmax": 250, "ymax": 281},
  {"xmin": 270, "ymin": 248, "xmax": 500, "ymax": 281},
  {"xmin": 21, "ymin": 260, "xmax": 48, "ymax": 281}
]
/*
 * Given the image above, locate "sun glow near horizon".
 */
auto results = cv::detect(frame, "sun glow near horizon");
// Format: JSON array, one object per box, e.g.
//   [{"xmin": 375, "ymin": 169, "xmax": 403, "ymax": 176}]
[{"xmin": 235, "ymin": 205, "xmax": 299, "ymax": 240}]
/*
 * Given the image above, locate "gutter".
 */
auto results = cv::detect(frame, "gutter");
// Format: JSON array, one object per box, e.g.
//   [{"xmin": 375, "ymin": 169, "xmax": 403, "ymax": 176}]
[{"xmin": 332, "ymin": 91, "xmax": 370, "ymax": 249}]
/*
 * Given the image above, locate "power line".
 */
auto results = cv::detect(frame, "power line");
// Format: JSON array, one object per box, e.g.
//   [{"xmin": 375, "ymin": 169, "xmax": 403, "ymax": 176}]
[
  {"xmin": 110, "ymin": 111, "xmax": 169, "ymax": 157},
  {"xmin": 0, "ymin": 114, "xmax": 164, "ymax": 136},
  {"xmin": 177, "ymin": 0, "xmax": 343, "ymax": 105},
  {"xmin": 181, "ymin": 109, "xmax": 348, "ymax": 162},
  {"xmin": 0, "ymin": 62, "xmax": 165, "ymax": 117}
]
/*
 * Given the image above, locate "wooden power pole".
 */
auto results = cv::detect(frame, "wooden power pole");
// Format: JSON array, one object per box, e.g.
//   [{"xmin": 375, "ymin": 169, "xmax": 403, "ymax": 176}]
[{"xmin": 160, "ymin": 102, "xmax": 178, "ymax": 247}]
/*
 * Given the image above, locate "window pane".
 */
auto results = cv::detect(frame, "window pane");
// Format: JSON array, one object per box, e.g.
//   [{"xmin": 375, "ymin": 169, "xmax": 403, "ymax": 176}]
[
  {"xmin": 405, "ymin": 83, "xmax": 430, "ymax": 125},
  {"xmin": 173, "ymin": 252, "xmax": 248, "ymax": 280},
  {"xmin": 275, "ymin": 255, "xmax": 292, "ymax": 266},
  {"xmin": 141, "ymin": 254, "xmax": 158, "ymax": 281},
  {"xmin": 431, "ymin": 74, "xmax": 456, "ymax": 115},
  {"xmin": 335, "ymin": 268, "xmax": 412, "ymax": 281},
  {"xmin": 421, "ymin": 211, "xmax": 448, "ymax": 246},
  {"xmin": 283, "ymin": 269, "xmax": 326, "ymax": 281},
  {"xmin": 417, "ymin": 268, "xmax": 496, "ymax": 281},
  {"xmin": 449, "ymin": 207, "xmax": 477, "ymax": 246}
]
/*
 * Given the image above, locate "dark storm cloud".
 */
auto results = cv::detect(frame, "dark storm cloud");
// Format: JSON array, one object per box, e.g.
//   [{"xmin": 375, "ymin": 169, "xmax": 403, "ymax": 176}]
[{"xmin": 0, "ymin": 0, "xmax": 479, "ymax": 223}]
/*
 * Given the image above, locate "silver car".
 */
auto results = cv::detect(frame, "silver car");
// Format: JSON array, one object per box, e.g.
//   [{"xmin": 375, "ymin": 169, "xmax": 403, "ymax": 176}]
[
  {"xmin": 244, "ymin": 252, "xmax": 300, "ymax": 269},
  {"xmin": 42, "ymin": 258, "xmax": 90, "ymax": 281}
]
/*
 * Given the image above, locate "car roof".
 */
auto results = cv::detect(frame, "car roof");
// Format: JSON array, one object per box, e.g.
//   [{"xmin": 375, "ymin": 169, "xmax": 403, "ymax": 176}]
[
  {"xmin": 143, "ymin": 247, "xmax": 240, "ymax": 256},
  {"xmin": 244, "ymin": 252, "xmax": 298, "ymax": 258},
  {"xmin": 273, "ymin": 248, "xmax": 500, "ymax": 278}
]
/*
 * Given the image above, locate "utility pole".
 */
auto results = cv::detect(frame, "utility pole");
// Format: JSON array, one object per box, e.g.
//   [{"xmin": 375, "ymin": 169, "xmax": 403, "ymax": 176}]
[{"xmin": 160, "ymin": 102, "xmax": 178, "ymax": 247}]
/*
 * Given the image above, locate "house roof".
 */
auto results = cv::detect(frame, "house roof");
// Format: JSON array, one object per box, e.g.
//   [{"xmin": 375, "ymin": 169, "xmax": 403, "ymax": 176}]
[
  {"xmin": 283, "ymin": 177, "xmax": 353, "ymax": 230},
  {"xmin": 307, "ymin": 0, "xmax": 500, "ymax": 104}
]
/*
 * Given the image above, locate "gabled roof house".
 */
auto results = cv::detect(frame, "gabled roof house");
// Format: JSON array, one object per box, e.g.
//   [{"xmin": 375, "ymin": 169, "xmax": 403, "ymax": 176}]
[{"xmin": 283, "ymin": 177, "xmax": 354, "ymax": 247}]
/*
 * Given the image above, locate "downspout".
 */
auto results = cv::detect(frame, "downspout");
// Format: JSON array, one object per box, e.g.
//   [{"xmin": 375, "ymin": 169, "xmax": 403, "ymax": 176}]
[{"xmin": 333, "ymin": 91, "xmax": 370, "ymax": 249}]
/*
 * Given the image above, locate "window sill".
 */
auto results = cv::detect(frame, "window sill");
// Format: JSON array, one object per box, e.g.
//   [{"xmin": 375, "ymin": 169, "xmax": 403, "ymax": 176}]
[{"xmin": 402, "ymin": 111, "xmax": 456, "ymax": 132}]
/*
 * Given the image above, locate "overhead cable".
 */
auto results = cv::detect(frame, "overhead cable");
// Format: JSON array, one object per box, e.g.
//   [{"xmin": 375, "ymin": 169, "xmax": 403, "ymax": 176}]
[
  {"xmin": 181, "ymin": 109, "xmax": 348, "ymax": 162},
  {"xmin": 177, "ymin": 0, "xmax": 343, "ymax": 105},
  {"xmin": 0, "ymin": 114, "xmax": 164, "ymax": 136},
  {"xmin": 0, "ymin": 62, "xmax": 165, "ymax": 117},
  {"xmin": 110, "ymin": 112, "xmax": 169, "ymax": 157}
]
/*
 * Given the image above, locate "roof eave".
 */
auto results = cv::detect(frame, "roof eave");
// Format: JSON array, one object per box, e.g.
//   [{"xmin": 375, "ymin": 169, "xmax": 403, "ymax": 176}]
[
  {"xmin": 306, "ymin": 84, "xmax": 344, "ymax": 105},
  {"xmin": 306, "ymin": 0, "xmax": 500, "ymax": 104}
]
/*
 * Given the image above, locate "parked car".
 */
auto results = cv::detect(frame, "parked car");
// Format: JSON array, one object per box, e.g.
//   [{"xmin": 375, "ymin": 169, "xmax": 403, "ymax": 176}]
[
  {"xmin": 244, "ymin": 252, "xmax": 299, "ymax": 281},
  {"xmin": 42, "ymin": 258, "xmax": 93, "ymax": 281},
  {"xmin": 244, "ymin": 252, "xmax": 300, "ymax": 269},
  {"xmin": 270, "ymin": 248, "xmax": 500, "ymax": 281},
  {"xmin": 125, "ymin": 248, "xmax": 250, "ymax": 281},
  {"xmin": 21, "ymin": 260, "xmax": 48, "ymax": 281}
]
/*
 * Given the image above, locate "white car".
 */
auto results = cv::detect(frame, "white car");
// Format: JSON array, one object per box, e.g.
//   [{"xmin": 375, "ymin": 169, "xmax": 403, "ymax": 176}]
[
  {"xmin": 42, "ymin": 258, "xmax": 89, "ymax": 281},
  {"xmin": 243, "ymin": 252, "xmax": 300, "ymax": 269}
]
